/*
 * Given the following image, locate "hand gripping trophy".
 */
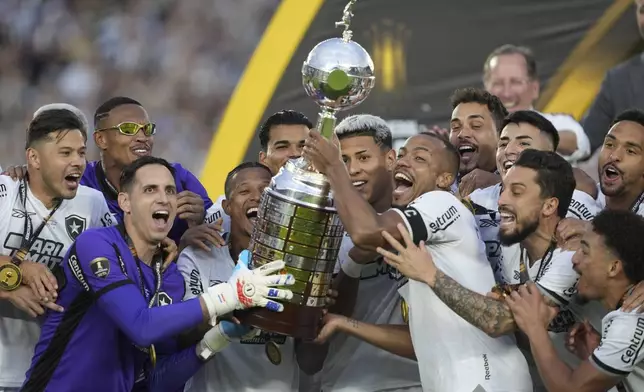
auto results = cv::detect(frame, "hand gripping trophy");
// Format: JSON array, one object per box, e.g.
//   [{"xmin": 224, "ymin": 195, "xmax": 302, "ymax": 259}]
[{"xmin": 238, "ymin": 0, "xmax": 375, "ymax": 346}]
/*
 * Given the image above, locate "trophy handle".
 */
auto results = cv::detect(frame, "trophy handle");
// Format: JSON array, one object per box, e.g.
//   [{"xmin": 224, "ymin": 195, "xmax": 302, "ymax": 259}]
[{"xmin": 316, "ymin": 108, "xmax": 337, "ymax": 140}]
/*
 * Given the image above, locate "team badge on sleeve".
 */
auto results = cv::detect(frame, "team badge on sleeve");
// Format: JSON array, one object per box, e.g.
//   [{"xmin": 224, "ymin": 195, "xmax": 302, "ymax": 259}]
[
  {"xmin": 65, "ymin": 215, "xmax": 87, "ymax": 240},
  {"xmin": 90, "ymin": 257, "xmax": 110, "ymax": 278}
]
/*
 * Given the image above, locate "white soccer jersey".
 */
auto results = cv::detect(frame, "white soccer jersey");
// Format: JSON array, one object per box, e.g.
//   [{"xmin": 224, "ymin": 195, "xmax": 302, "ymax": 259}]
[
  {"xmin": 0, "ymin": 177, "xmax": 112, "ymax": 388},
  {"xmin": 177, "ymin": 245, "xmax": 298, "ymax": 392},
  {"xmin": 596, "ymin": 190, "xmax": 644, "ymax": 217},
  {"xmin": 590, "ymin": 309, "xmax": 644, "ymax": 392},
  {"xmin": 322, "ymin": 235, "xmax": 422, "ymax": 392},
  {"xmin": 204, "ymin": 194, "xmax": 231, "ymax": 235},
  {"xmin": 538, "ymin": 111, "xmax": 590, "ymax": 164},
  {"xmin": 469, "ymin": 183, "xmax": 601, "ymax": 283},
  {"xmin": 394, "ymin": 190, "xmax": 532, "ymax": 391}
]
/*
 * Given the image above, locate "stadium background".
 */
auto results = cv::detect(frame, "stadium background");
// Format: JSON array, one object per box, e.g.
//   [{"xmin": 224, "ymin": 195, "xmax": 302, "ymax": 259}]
[{"xmin": 0, "ymin": 0, "xmax": 642, "ymax": 198}]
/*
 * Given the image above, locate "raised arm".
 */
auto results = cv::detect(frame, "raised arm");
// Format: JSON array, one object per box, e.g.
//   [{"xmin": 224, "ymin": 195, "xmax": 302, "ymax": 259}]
[{"xmin": 324, "ymin": 161, "xmax": 405, "ymax": 250}]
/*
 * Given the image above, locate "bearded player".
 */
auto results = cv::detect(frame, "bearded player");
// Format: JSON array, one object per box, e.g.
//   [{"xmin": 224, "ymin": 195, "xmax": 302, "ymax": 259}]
[
  {"xmin": 0, "ymin": 109, "xmax": 112, "ymax": 392},
  {"xmin": 558, "ymin": 109, "xmax": 644, "ymax": 246},
  {"xmin": 23, "ymin": 157, "xmax": 294, "ymax": 391},
  {"xmin": 305, "ymin": 131, "xmax": 532, "ymax": 391},
  {"xmin": 468, "ymin": 110, "xmax": 601, "ymax": 281},
  {"xmin": 507, "ymin": 210, "xmax": 644, "ymax": 391}
]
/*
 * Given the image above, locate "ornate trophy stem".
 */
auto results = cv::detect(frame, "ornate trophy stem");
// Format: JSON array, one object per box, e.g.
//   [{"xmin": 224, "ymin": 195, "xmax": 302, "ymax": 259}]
[{"xmin": 240, "ymin": 0, "xmax": 375, "ymax": 341}]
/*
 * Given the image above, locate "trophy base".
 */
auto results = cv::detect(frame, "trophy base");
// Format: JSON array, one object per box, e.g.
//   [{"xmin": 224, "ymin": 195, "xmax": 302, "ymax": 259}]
[{"xmin": 235, "ymin": 302, "xmax": 322, "ymax": 341}]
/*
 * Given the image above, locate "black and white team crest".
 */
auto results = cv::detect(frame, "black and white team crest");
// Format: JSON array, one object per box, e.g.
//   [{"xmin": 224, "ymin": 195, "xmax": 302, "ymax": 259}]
[
  {"xmin": 157, "ymin": 292, "xmax": 172, "ymax": 306},
  {"xmin": 65, "ymin": 215, "xmax": 86, "ymax": 240}
]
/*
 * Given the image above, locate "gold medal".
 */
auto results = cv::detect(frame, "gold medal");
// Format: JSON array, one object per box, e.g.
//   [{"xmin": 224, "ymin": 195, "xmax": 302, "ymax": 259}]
[
  {"xmin": 0, "ymin": 264, "xmax": 22, "ymax": 291},
  {"xmin": 149, "ymin": 344, "xmax": 157, "ymax": 368},
  {"xmin": 265, "ymin": 340, "xmax": 282, "ymax": 365},
  {"xmin": 401, "ymin": 299, "xmax": 409, "ymax": 324}
]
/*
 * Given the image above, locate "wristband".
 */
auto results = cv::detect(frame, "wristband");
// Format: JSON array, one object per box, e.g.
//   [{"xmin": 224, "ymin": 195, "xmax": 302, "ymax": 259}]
[
  {"xmin": 197, "ymin": 324, "xmax": 231, "ymax": 361},
  {"xmin": 340, "ymin": 257, "xmax": 363, "ymax": 279}
]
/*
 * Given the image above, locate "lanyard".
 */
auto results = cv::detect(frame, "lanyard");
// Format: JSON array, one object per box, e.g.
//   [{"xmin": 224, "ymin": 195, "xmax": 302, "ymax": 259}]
[
  {"xmin": 518, "ymin": 240, "xmax": 557, "ymax": 284},
  {"xmin": 112, "ymin": 223, "xmax": 162, "ymax": 368},
  {"xmin": 12, "ymin": 179, "xmax": 61, "ymax": 264},
  {"xmin": 114, "ymin": 223, "xmax": 162, "ymax": 307},
  {"xmin": 631, "ymin": 192, "xmax": 644, "ymax": 213}
]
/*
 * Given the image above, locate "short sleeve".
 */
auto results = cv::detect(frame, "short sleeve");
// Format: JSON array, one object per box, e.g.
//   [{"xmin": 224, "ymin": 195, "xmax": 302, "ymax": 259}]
[
  {"xmin": 536, "ymin": 250, "xmax": 578, "ymax": 307},
  {"xmin": 333, "ymin": 234, "xmax": 355, "ymax": 276},
  {"xmin": 391, "ymin": 191, "xmax": 464, "ymax": 245},
  {"xmin": 66, "ymin": 230, "xmax": 132, "ymax": 297},
  {"xmin": 0, "ymin": 176, "xmax": 17, "ymax": 217},
  {"xmin": 549, "ymin": 114, "xmax": 591, "ymax": 161},
  {"xmin": 567, "ymin": 190, "xmax": 602, "ymax": 221},
  {"xmin": 177, "ymin": 165, "xmax": 213, "ymax": 211},
  {"xmin": 176, "ymin": 248, "xmax": 205, "ymax": 300},
  {"xmin": 203, "ymin": 196, "xmax": 231, "ymax": 235},
  {"xmin": 91, "ymin": 193, "xmax": 116, "ymax": 228},
  {"xmin": 591, "ymin": 312, "xmax": 644, "ymax": 376}
]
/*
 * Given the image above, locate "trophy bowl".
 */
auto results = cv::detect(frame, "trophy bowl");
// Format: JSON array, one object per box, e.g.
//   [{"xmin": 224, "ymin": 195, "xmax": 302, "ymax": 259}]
[{"xmin": 302, "ymin": 37, "xmax": 375, "ymax": 111}]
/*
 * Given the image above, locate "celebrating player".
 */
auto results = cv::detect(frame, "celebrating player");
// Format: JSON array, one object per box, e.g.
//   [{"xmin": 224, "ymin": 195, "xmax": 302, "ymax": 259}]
[
  {"xmin": 469, "ymin": 110, "xmax": 601, "ymax": 276},
  {"xmin": 23, "ymin": 156, "xmax": 294, "ymax": 391},
  {"xmin": 178, "ymin": 162, "xmax": 301, "ymax": 391},
  {"xmin": 0, "ymin": 109, "xmax": 112, "ymax": 392},
  {"xmin": 300, "ymin": 115, "xmax": 422, "ymax": 391},
  {"xmin": 304, "ymin": 131, "xmax": 532, "ymax": 391},
  {"xmin": 507, "ymin": 210, "xmax": 644, "ymax": 391},
  {"xmin": 449, "ymin": 87, "xmax": 507, "ymax": 195},
  {"xmin": 1, "ymin": 98, "xmax": 211, "ymax": 247},
  {"xmin": 201, "ymin": 110, "xmax": 313, "ymax": 245},
  {"xmin": 84, "ymin": 97, "xmax": 212, "ymax": 244},
  {"xmin": 557, "ymin": 109, "xmax": 644, "ymax": 250}
]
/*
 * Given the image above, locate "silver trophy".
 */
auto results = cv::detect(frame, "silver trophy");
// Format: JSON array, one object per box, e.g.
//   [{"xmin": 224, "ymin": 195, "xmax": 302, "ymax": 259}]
[{"xmin": 242, "ymin": 0, "xmax": 375, "ymax": 340}]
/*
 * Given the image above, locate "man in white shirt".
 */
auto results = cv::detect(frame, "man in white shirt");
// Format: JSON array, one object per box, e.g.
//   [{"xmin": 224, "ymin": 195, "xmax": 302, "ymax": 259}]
[
  {"xmin": 178, "ymin": 162, "xmax": 300, "ymax": 392},
  {"xmin": 507, "ymin": 209, "xmax": 644, "ymax": 392},
  {"xmin": 595, "ymin": 109, "xmax": 644, "ymax": 216},
  {"xmin": 203, "ymin": 110, "xmax": 313, "ymax": 244},
  {"xmin": 483, "ymin": 44, "xmax": 591, "ymax": 164},
  {"xmin": 305, "ymin": 131, "xmax": 532, "ymax": 391},
  {"xmin": 469, "ymin": 110, "xmax": 601, "ymax": 280},
  {"xmin": 557, "ymin": 109, "xmax": 644, "ymax": 246},
  {"xmin": 0, "ymin": 109, "xmax": 112, "ymax": 391},
  {"xmin": 306, "ymin": 114, "xmax": 421, "ymax": 392}
]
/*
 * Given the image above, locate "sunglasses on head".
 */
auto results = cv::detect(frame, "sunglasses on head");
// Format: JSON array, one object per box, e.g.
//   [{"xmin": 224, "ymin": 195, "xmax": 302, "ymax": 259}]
[{"xmin": 95, "ymin": 122, "xmax": 156, "ymax": 136}]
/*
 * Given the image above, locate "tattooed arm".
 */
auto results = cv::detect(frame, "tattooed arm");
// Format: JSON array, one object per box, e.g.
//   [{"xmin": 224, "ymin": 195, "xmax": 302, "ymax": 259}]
[{"xmin": 430, "ymin": 270, "xmax": 517, "ymax": 338}]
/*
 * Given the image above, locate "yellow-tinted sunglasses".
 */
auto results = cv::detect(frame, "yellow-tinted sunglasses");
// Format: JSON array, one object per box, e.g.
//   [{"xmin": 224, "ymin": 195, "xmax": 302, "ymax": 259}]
[{"xmin": 95, "ymin": 122, "xmax": 156, "ymax": 136}]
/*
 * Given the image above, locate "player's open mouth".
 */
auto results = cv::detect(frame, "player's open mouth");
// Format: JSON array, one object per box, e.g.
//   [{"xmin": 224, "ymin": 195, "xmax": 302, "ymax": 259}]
[
  {"xmin": 352, "ymin": 180, "xmax": 367, "ymax": 190},
  {"xmin": 502, "ymin": 160, "xmax": 514, "ymax": 172},
  {"xmin": 458, "ymin": 143, "xmax": 477, "ymax": 164},
  {"xmin": 131, "ymin": 146, "xmax": 151, "ymax": 157},
  {"xmin": 151, "ymin": 210, "xmax": 170, "ymax": 229},
  {"xmin": 498, "ymin": 209, "xmax": 516, "ymax": 229},
  {"xmin": 601, "ymin": 164, "xmax": 622, "ymax": 185},
  {"xmin": 64, "ymin": 173, "xmax": 81, "ymax": 189},
  {"xmin": 393, "ymin": 172, "xmax": 414, "ymax": 198},
  {"xmin": 246, "ymin": 207, "xmax": 258, "ymax": 224}
]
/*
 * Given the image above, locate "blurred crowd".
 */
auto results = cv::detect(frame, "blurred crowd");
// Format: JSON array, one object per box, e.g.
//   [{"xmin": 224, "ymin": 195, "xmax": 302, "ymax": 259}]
[{"xmin": 0, "ymin": 0, "xmax": 279, "ymax": 173}]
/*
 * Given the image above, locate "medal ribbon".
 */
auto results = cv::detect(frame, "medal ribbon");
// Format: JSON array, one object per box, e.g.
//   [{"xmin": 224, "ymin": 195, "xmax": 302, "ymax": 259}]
[
  {"xmin": 113, "ymin": 223, "xmax": 163, "ymax": 366},
  {"xmin": 12, "ymin": 179, "xmax": 62, "ymax": 265},
  {"xmin": 630, "ymin": 191, "xmax": 644, "ymax": 213}
]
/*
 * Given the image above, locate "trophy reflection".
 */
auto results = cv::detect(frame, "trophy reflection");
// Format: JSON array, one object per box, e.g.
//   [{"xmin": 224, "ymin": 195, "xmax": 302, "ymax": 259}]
[{"xmin": 238, "ymin": 0, "xmax": 375, "ymax": 340}]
